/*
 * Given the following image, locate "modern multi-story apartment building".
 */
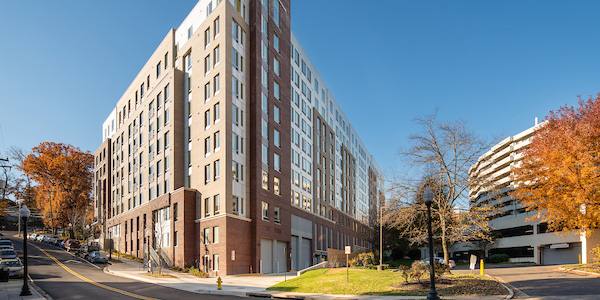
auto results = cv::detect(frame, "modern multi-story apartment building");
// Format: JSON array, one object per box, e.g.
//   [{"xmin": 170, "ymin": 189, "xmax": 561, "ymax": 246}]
[
  {"xmin": 466, "ymin": 119, "xmax": 600, "ymax": 265},
  {"xmin": 93, "ymin": 0, "xmax": 383, "ymax": 276}
]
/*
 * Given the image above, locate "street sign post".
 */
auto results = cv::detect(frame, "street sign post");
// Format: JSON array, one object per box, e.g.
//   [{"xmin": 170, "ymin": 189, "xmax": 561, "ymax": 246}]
[
  {"xmin": 469, "ymin": 254, "xmax": 477, "ymax": 271},
  {"xmin": 345, "ymin": 246, "xmax": 351, "ymax": 282}
]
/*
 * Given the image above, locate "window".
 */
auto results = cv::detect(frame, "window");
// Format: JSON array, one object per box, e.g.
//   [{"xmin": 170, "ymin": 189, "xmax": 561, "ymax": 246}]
[
  {"xmin": 164, "ymin": 131, "xmax": 170, "ymax": 150},
  {"xmin": 214, "ymin": 131, "xmax": 220, "ymax": 150},
  {"xmin": 274, "ymin": 177, "xmax": 280, "ymax": 196},
  {"xmin": 262, "ymin": 42, "xmax": 268, "ymax": 62},
  {"xmin": 185, "ymin": 54, "xmax": 192, "ymax": 70},
  {"xmin": 173, "ymin": 203, "xmax": 178, "ymax": 221},
  {"xmin": 233, "ymin": 196, "xmax": 240, "ymax": 215},
  {"xmin": 164, "ymin": 109, "xmax": 169, "ymax": 125},
  {"xmin": 262, "ymin": 93, "xmax": 268, "ymax": 113},
  {"xmin": 205, "ymin": 109, "xmax": 211, "ymax": 128},
  {"xmin": 164, "ymin": 155, "xmax": 169, "ymax": 172},
  {"xmin": 274, "ymin": 153, "xmax": 280, "ymax": 171},
  {"xmin": 214, "ymin": 103, "xmax": 220, "ymax": 122},
  {"xmin": 274, "ymin": 206, "xmax": 280, "ymax": 224},
  {"xmin": 203, "ymin": 228, "xmax": 210, "ymax": 244},
  {"xmin": 214, "ymin": 160, "xmax": 220, "ymax": 180},
  {"xmin": 274, "ymin": 34, "xmax": 280, "ymax": 52},
  {"xmin": 262, "ymin": 68, "xmax": 268, "ymax": 88},
  {"xmin": 164, "ymin": 84, "xmax": 170, "ymax": 103},
  {"xmin": 213, "ymin": 46, "xmax": 220, "ymax": 66},
  {"xmin": 204, "ymin": 28, "xmax": 210, "ymax": 47},
  {"xmin": 232, "ymin": 20, "xmax": 240, "ymax": 43},
  {"xmin": 262, "ymin": 201, "xmax": 269, "ymax": 221},
  {"xmin": 213, "ymin": 254, "xmax": 219, "ymax": 271},
  {"xmin": 274, "ymin": 106, "xmax": 280, "ymax": 123},
  {"xmin": 262, "ymin": 170, "xmax": 269, "ymax": 190},
  {"xmin": 232, "ymin": 48, "xmax": 239, "ymax": 70},
  {"xmin": 174, "ymin": 231, "xmax": 178, "ymax": 246},
  {"xmin": 205, "ymin": 137, "xmax": 211, "ymax": 156},
  {"xmin": 274, "ymin": 81, "xmax": 280, "ymax": 100},
  {"xmin": 188, "ymin": 26, "xmax": 193, "ymax": 39},
  {"xmin": 214, "ymin": 74, "xmax": 220, "ymax": 94},
  {"xmin": 294, "ymin": 49, "xmax": 299, "ymax": 65},
  {"xmin": 274, "ymin": 129, "xmax": 280, "ymax": 147},
  {"xmin": 262, "ymin": 16, "xmax": 268, "ymax": 36},
  {"xmin": 229, "ymin": 75, "xmax": 238, "ymax": 98},
  {"xmin": 214, "ymin": 195, "xmax": 220, "ymax": 214},
  {"xmin": 156, "ymin": 62, "xmax": 161, "ymax": 78},
  {"xmin": 232, "ymin": 160, "xmax": 240, "ymax": 182},
  {"xmin": 262, "ymin": 144, "xmax": 268, "ymax": 165},
  {"xmin": 203, "ymin": 197, "xmax": 211, "ymax": 217},
  {"xmin": 262, "ymin": 119, "xmax": 268, "ymax": 139},
  {"xmin": 274, "ymin": 58, "xmax": 280, "ymax": 76},
  {"xmin": 273, "ymin": 0, "xmax": 280, "ymax": 26},
  {"xmin": 205, "ymin": 55, "xmax": 211, "ymax": 73},
  {"xmin": 214, "ymin": 17, "xmax": 220, "ymax": 37},
  {"xmin": 205, "ymin": 164, "xmax": 211, "ymax": 184}
]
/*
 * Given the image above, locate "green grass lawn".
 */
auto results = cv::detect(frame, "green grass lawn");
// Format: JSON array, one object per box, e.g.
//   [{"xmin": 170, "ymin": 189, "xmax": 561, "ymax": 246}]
[{"xmin": 268, "ymin": 268, "xmax": 507, "ymax": 296}]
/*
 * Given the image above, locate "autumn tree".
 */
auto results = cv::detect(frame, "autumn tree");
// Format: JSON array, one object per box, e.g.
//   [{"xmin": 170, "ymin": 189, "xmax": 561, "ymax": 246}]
[
  {"xmin": 514, "ymin": 95, "xmax": 600, "ymax": 235},
  {"xmin": 387, "ymin": 112, "xmax": 494, "ymax": 263},
  {"xmin": 21, "ymin": 142, "xmax": 94, "ymax": 235}
]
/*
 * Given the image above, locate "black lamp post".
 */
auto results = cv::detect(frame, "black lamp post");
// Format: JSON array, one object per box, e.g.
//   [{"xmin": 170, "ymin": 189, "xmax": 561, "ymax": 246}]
[
  {"xmin": 423, "ymin": 186, "xmax": 439, "ymax": 300},
  {"xmin": 20, "ymin": 205, "xmax": 32, "ymax": 296}
]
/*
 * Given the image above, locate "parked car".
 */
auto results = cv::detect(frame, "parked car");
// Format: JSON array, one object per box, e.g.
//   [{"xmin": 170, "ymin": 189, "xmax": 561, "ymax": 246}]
[
  {"xmin": 48, "ymin": 235, "xmax": 61, "ymax": 245},
  {"xmin": 55, "ymin": 239, "xmax": 64, "ymax": 246},
  {"xmin": 36, "ymin": 235, "xmax": 46, "ymax": 242},
  {"xmin": 0, "ymin": 249, "xmax": 18, "ymax": 260},
  {"xmin": 0, "ymin": 245, "xmax": 13, "ymax": 251},
  {"xmin": 420, "ymin": 257, "xmax": 456, "ymax": 269},
  {"xmin": 0, "ymin": 233, "xmax": 5, "ymax": 239},
  {"xmin": 0, "ymin": 259, "xmax": 23, "ymax": 278},
  {"xmin": 0, "ymin": 240, "xmax": 13, "ymax": 249},
  {"xmin": 64, "ymin": 240, "xmax": 80, "ymax": 251},
  {"xmin": 88, "ymin": 251, "xmax": 108, "ymax": 264},
  {"xmin": 59, "ymin": 240, "xmax": 67, "ymax": 249},
  {"xmin": 28, "ymin": 233, "xmax": 37, "ymax": 241}
]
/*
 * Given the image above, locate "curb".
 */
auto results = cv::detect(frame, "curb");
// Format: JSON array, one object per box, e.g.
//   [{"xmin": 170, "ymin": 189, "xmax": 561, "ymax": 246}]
[
  {"xmin": 30, "ymin": 280, "xmax": 54, "ymax": 300},
  {"xmin": 484, "ymin": 274, "xmax": 515, "ymax": 299},
  {"xmin": 558, "ymin": 266, "xmax": 600, "ymax": 277}
]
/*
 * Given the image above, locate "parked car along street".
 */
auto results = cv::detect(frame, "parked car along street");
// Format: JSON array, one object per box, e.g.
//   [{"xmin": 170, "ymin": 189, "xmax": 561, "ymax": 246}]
[
  {"xmin": 0, "ymin": 249, "xmax": 18, "ymax": 260},
  {"xmin": 88, "ymin": 251, "xmax": 108, "ymax": 264},
  {"xmin": 0, "ymin": 259, "xmax": 24, "ymax": 278},
  {"xmin": 420, "ymin": 257, "xmax": 456, "ymax": 268}
]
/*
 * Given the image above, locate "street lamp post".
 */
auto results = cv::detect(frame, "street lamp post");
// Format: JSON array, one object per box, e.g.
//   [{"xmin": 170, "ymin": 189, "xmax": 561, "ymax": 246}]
[
  {"xmin": 423, "ymin": 186, "xmax": 439, "ymax": 300},
  {"xmin": 20, "ymin": 205, "xmax": 32, "ymax": 296},
  {"xmin": 379, "ymin": 205, "xmax": 383, "ymax": 270},
  {"xmin": 17, "ymin": 199, "xmax": 24, "ymax": 237}
]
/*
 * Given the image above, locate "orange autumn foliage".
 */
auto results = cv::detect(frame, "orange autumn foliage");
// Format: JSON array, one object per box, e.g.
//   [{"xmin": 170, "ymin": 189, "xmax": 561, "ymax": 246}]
[
  {"xmin": 20, "ymin": 142, "xmax": 94, "ymax": 228},
  {"xmin": 514, "ymin": 95, "xmax": 600, "ymax": 235}
]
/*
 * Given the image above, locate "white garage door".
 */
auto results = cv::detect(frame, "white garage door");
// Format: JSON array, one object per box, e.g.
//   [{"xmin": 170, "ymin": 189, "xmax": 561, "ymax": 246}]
[
  {"xmin": 542, "ymin": 244, "xmax": 581, "ymax": 265},
  {"xmin": 260, "ymin": 238, "xmax": 273, "ymax": 273}
]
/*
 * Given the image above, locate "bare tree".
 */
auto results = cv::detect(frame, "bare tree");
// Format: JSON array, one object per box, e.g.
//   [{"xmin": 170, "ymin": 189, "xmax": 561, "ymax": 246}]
[{"xmin": 386, "ymin": 111, "xmax": 495, "ymax": 263}]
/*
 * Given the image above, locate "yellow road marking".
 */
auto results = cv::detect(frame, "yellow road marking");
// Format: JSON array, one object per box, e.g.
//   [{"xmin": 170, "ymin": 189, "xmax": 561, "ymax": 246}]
[{"xmin": 31, "ymin": 244, "xmax": 161, "ymax": 300}]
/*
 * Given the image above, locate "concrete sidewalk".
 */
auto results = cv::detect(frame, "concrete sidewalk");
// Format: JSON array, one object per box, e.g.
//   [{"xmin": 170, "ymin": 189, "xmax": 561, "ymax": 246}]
[
  {"xmin": 104, "ymin": 256, "xmax": 512, "ymax": 299},
  {"xmin": 0, "ymin": 280, "xmax": 47, "ymax": 300}
]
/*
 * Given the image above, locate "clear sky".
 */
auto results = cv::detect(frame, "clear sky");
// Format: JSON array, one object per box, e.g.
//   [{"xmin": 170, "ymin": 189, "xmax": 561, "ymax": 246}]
[{"xmin": 1, "ymin": 0, "xmax": 600, "ymax": 176}]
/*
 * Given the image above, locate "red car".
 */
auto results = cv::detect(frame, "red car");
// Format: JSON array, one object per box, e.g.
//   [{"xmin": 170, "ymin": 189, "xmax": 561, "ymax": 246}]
[{"xmin": 64, "ymin": 240, "xmax": 80, "ymax": 251}]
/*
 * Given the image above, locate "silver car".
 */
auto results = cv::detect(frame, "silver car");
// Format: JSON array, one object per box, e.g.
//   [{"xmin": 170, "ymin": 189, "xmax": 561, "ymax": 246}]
[
  {"xmin": 0, "ymin": 249, "xmax": 18, "ymax": 261},
  {"xmin": 0, "ymin": 259, "xmax": 23, "ymax": 278}
]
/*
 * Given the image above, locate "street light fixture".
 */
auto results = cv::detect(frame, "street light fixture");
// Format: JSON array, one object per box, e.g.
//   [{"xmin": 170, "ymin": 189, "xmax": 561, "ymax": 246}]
[
  {"xmin": 20, "ymin": 205, "xmax": 32, "ymax": 296},
  {"xmin": 423, "ymin": 186, "xmax": 439, "ymax": 300}
]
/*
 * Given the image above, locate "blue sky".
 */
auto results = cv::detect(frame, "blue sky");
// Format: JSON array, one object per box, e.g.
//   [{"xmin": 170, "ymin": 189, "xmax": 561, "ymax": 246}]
[{"xmin": 1, "ymin": 0, "xmax": 600, "ymax": 176}]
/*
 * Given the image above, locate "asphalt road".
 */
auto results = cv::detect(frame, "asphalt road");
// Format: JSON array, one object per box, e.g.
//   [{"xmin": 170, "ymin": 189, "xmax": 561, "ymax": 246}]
[
  {"xmin": 457, "ymin": 264, "xmax": 600, "ymax": 299},
  {"xmin": 9, "ymin": 236, "xmax": 243, "ymax": 300}
]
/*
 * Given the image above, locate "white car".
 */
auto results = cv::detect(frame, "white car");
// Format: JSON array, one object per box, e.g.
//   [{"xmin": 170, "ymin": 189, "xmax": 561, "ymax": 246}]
[
  {"xmin": 0, "ymin": 259, "xmax": 23, "ymax": 278},
  {"xmin": 421, "ymin": 257, "xmax": 456, "ymax": 269},
  {"xmin": 36, "ymin": 235, "xmax": 46, "ymax": 242}
]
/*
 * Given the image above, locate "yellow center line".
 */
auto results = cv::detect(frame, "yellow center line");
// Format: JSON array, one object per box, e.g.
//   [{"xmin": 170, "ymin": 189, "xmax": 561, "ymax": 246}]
[{"xmin": 31, "ymin": 243, "xmax": 160, "ymax": 300}]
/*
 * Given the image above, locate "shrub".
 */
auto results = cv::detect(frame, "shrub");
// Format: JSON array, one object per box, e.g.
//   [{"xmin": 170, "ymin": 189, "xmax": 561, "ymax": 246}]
[
  {"xmin": 400, "ymin": 265, "xmax": 410, "ymax": 284},
  {"xmin": 410, "ymin": 261, "xmax": 427, "ymax": 284},
  {"xmin": 591, "ymin": 245, "xmax": 600, "ymax": 262},
  {"xmin": 486, "ymin": 254, "xmax": 510, "ymax": 263},
  {"xmin": 184, "ymin": 267, "xmax": 209, "ymax": 278},
  {"xmin": 348, "ymin": 258, "xmax": 358, "ymax": 267},
  {"xmin": 358, "ymin": 252, "xmax": 376, "ymax": 266}
]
